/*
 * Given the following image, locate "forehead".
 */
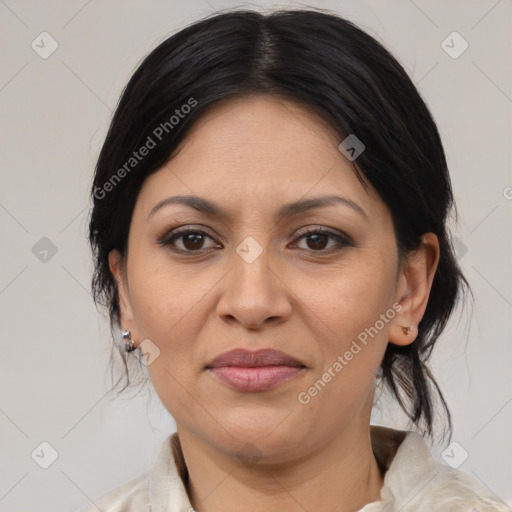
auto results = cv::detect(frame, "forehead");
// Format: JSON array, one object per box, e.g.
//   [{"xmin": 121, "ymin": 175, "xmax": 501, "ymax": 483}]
[{"xmin": 135, "ymin": 95, "xmax": 386, "ymax": 224}]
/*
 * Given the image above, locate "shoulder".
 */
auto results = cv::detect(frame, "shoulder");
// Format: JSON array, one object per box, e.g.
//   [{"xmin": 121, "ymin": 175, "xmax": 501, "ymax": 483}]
[
  {"xmin": 418, "ymin": 465, "xmax": 511, "ymax": 511},
  {"xmin": 372, "ymin": 429, "xmax": 511, "ymax": 512},
  {"xmin": 74, "ymin": 472, "xmax": 151, "ymax": 512},
  {"xmin": 394, "ymin": 432, "xmax": 511, "ymax": 512}
]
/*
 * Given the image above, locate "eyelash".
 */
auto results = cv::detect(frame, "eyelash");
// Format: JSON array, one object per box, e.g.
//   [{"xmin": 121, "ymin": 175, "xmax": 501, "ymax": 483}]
[{"xmin": 158, "ymin": 226, "xmax": 354, "ymax": 255}]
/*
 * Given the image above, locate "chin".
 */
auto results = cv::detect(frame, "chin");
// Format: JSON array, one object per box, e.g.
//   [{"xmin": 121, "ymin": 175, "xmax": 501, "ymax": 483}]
[{"xmin": 218, "ymin": 418, "xmax": 306, "ymax": 459}]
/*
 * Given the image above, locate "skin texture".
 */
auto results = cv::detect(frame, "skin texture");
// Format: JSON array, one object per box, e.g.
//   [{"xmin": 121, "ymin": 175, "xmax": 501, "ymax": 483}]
[{"xmin": 109, "ymin": 95, "xmax": 440, "ymax": 512}]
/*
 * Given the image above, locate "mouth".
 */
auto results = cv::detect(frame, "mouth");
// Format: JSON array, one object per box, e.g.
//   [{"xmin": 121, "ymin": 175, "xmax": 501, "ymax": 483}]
[{"xmin": 205, "ymin": 348, "xmax": 307, "ymax": 392}]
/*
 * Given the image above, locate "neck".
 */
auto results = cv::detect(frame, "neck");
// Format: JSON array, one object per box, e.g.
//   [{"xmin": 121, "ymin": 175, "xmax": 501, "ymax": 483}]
[{"xmin": 177, "ymin": 422, "xmax": 385, "ymax": 512}]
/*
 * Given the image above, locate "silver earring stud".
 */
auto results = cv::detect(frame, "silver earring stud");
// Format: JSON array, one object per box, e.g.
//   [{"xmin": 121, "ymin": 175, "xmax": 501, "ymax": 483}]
[{"xmin": 122, "ymin": 330, "xmax": 135, "ymax": 352}]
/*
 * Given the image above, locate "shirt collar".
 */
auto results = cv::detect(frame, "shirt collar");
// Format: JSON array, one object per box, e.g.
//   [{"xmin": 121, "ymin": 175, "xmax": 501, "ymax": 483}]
[
  {"xmin": 148, "ymin": 426, "xmax": 435, "ymax": 512},
  {"xmin": 149, "ymin": 432, "xmax": 193, "ymax": 512},
  {"xmin": 366, "ymin": 427, "xmax": 441, "ymax": 510}
]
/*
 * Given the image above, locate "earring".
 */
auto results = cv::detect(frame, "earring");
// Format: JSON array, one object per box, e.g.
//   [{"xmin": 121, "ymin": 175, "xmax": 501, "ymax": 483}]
[
  {"xmin": 402, "ymin": 326, "xmax": 411, "ymax": 336},
  {"xmin": 122, "ymin": 330, "xmax": 136, "ymax": 352}
]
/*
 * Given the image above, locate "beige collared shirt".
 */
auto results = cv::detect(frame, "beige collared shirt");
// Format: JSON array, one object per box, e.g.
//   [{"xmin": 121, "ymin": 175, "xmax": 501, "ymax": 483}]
[{"xmin": 76, "ymin": 426, "xmax": 510, "ymax": 512}]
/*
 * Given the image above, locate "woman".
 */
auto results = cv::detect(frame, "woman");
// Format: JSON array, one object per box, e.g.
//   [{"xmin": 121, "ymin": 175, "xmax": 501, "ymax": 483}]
[{"xmin": 81, "ymin": 8, "xmax": 509, "ymax": 512}]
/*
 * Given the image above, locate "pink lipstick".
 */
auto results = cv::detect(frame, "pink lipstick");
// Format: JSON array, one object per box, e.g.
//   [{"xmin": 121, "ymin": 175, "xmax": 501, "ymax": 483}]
[{"xmin": 205, "ymin": 348, "xmax": 306, "ymax": 392}]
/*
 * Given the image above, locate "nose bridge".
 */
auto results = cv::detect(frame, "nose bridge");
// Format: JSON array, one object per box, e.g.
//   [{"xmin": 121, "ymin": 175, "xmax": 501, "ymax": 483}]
[
  {"xmin": 216, "ymin": 232, "xmax": 290, "ymax": 327},
  {"xmin": 232, "ymin": 233, "xmax": 274, "ymax": 300}
]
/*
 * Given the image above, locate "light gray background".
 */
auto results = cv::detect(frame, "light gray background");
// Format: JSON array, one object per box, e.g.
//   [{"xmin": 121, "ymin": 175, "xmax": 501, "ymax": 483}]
[{"xmin": 1, "ymin": 1, "xmax": 511, "ymax": 511}]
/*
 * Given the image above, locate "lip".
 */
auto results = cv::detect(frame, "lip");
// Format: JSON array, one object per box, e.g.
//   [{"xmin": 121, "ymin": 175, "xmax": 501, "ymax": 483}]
[
  {"xmin": 205, "ymin": 348, "xmax": 306, "ymax": 369},
  {"xmin": 205, "ymin": 349, "xmax": 307, "ymax": 392}
]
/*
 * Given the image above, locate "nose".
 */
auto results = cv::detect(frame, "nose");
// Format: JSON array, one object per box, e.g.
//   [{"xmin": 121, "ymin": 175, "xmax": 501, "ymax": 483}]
[{"xmin": 216, "ymin": 242, "xmax": 292, "ymax": 330}]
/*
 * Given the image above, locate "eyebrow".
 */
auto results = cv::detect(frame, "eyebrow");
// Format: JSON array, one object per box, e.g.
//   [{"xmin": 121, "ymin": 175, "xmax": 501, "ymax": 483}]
[{"xmin": 147, "ymin": 194, "xmax": 369, "ymax": 223}]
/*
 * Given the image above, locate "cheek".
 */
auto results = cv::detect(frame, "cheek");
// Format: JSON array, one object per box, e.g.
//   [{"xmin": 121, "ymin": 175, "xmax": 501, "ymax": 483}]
[
  {"xmin": 301, "ymin": 252, "xmax": 397, "ymax": 388},
  {"xmin": 126, "ymin": 249, "xmax": 223, "ymax": 389},
  {"xmin": 127, "ymin": 243, "xmax": 205, "ymax": 336},
  {"xmin": 129, "ymin": 263, "xmax": 207, "ymax": 417},
  {"xmin": 309, "ymin": 254, "xmax": 396, "ymax": 340},
  {"xmin": 295, "ymin": 271, "xmax": 394, "ymax": 426}
]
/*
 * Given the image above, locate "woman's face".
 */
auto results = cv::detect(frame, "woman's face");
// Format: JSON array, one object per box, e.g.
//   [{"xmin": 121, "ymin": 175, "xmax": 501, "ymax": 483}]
[{"xmin": 110, "ymin": 95, "xmax": 432, "ymax": 463}]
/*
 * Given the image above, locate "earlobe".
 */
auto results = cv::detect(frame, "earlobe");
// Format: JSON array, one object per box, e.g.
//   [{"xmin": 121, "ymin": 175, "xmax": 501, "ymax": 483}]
[
  {"xmin": 389, "ymin": 322, "xmax": 418, "ymax": 346},
  {"xmin": 388, "ymin": 233, "xmax": 440, "ymax": 347}
]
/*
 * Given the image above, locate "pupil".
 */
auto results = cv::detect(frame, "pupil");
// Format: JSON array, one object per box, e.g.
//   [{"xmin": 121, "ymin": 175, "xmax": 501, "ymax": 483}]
[
  {"xmin": 185, "ymin": 234, "xmax": 203, "ymax": 249},
  {"xmin": 308, "ymin": 234, "xmax": 327, "ymax": 250}
]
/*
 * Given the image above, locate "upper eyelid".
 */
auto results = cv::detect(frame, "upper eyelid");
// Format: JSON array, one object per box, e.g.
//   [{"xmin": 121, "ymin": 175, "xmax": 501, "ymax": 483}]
[{"xmin": 162, "ymin": 225, "xmax": 346, "ymax": 238}]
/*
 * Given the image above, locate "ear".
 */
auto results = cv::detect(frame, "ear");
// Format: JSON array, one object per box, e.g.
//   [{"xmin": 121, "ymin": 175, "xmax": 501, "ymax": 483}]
[
  {"xmin": 108, "ymin": 249, "xmax": 138, "ymax": 343},
  {"xmin": 388, "ymin": 233, "xmax": 440, "ymax": 346}
]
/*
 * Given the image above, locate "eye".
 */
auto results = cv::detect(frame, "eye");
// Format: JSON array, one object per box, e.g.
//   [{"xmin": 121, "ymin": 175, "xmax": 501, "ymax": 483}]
[
  {"xmin": 291, "ymin": 228, "xmax": 353, "ymax": 253},
  {"xmin": 158, "ymin": 226, "xmax": 353, "ymax": 254},
  {"xmin": 159, "ymin": 228, "xmax": 221, "ymax": 253}
]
